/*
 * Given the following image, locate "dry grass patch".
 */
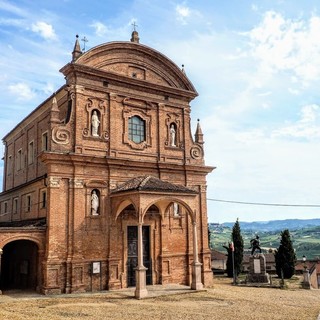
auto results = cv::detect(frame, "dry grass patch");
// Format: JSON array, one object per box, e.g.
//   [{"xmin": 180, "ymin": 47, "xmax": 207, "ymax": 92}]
[{"xmin": 0, "ymin": 276, "xmax": 319, "ymax": 320}]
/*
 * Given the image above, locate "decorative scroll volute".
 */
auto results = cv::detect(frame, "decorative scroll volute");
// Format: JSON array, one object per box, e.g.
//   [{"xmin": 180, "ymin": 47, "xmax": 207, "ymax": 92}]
[{"xmin": 52, "ymin": 127, "xmax": 71, "ymax": 145}]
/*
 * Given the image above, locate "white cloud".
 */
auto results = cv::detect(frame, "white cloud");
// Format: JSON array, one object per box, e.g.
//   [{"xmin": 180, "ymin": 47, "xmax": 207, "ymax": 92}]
[
  {"xmin": 224, "ymin": 104, "xmax": 320, "ymax": 142},
  {"xmin": 300, "ymin": 104, "xmax": 319, "ymax": 123},
  {"xmin": 176, "ymin": 4, "xmax": 191, "ymax": 24},
  {"xmin": 247, "ymin": 11, "xmax": 320, "ymax": 84},
  {"xmin": 0, "ymin": 1, "xmax": 26, "ymax": 16},
  {"xmin": 251, "ymin": 4, "xmax": 258, "ymax": 12},
  {"xmin": 257, "ymin": 91, "xmax": 272, "ymax": 97},
  {"xmin": 272, "ymin": 104, "xmax": 320, "ymax": 140},
  {"xmin": 90, "ymin": 21, "xmax": 109, "ymax": 37},
  {"xmin": 288, "ymin": 87, "xmax": 300, "ymax": 95},
  {"xmin": 42, "ymin": 82, "xmax": 55, "ymax": 95},
  {"xmin": 31, "ymin": 21, "xmax": 56, "ymax": 40},
  {"xmin": 0, "ymin": 18, "xmax": 25, "ymax": 27},
  {"xmin": 8, "ymin": 82, "xmax": 35, "ymax": 101},
  {"xmin": 202, "ymin": 113, "xmax": 320, "ymax": 222}
]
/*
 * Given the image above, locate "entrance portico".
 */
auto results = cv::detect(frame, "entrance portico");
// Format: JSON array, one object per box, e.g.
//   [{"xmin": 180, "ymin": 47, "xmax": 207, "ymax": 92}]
[{"xmin": 110, "ymin": 175, "xmax": 204, "ymax": 298}]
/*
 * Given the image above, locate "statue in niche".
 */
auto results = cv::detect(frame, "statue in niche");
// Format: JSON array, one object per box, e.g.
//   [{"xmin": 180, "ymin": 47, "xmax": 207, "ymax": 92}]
[
  {"xmin": 173, "ymin": 202, "xmax": 180, "ymax": 216},
  {"xmin": 91, "ymin": 190, "xmax": 99, "ymax": 215},
  {"xmin": 170, "ymin": 124, "xmax": 176, "ymax": 147},
  {"xmin": 91, "ymin": 110, "xmax": 100, "ymax": 137}
]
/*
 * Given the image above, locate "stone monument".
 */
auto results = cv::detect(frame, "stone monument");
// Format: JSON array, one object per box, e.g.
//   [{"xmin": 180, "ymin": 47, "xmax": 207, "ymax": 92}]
[
  {"xmin": 247, "ymin": 254, "xmax": 270, "ymax": 283},
  {"xmin": 246, "ymin": 235, "xmax": 270, "ymax": 284}
]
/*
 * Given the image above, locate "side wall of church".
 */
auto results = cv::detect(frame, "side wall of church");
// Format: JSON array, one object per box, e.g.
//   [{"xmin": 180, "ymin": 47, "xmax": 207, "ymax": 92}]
[
  {"xmin": 0, "ymin": 89, "xmax": 69, "ymax": 222},
  {"xmin": 0, "ymin": 178, "xmax": 48, "ymax": 223}
]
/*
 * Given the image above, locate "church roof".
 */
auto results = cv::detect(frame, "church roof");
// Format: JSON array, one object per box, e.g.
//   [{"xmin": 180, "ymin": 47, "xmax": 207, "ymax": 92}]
[
  {"xmin": 211, "ymin": 249, "xmax": 227, "ymax": 260},
  {"xmin": 62, "ymin": 34, "xmax": 197, "ymax": 95},
  {"xmin": 111, "ymin": 175, "xmax": 197, "ymax": 194},
  {"xmin": 0, "ymin": 218, "xmax": 46, "ymax": 228}
]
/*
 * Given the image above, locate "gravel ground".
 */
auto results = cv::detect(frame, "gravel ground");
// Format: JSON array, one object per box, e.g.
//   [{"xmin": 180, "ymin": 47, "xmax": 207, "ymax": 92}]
[{"xmin": 0, "ymin": 276, "xmax": 319, "ymax": 320}]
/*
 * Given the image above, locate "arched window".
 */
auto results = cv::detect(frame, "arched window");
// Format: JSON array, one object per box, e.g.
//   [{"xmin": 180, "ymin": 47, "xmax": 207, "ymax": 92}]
[{"xmin": 128, "ymin": 116, "xmax": 145, "ymax": 143}]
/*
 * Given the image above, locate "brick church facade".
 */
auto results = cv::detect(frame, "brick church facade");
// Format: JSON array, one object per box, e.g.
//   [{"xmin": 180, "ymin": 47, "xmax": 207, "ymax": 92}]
[{"xmin": 0, "ymin": 31, "xmax": 214, "ymax": 297}]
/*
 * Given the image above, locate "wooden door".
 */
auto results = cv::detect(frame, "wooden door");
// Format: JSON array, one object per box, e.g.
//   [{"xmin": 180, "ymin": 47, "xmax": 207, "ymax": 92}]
[{"xmin": 127, "ymin": 226, "xmax": 152, "ymax": 287}]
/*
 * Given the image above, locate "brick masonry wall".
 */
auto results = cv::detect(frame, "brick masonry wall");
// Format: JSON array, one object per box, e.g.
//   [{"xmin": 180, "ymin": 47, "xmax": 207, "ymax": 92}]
[{"xmin": 0, "ymin": 40, "xmax": 214, "ymax": 293}]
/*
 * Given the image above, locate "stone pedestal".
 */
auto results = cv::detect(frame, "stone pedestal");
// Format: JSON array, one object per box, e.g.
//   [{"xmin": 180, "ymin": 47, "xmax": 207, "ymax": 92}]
[
  {"xmin": 191, "ymin": 262, "xmax": 203, "ymax": 290},
  {"xmin": 135, "ymin": 266, "xmax": 148, "ymax": 299},
  {"xmin": 301, "ymin": 269, "xmax": 311, "ymax": 289},
  {"xmin": 247, "ymin": 254, "xmax": 270, "ymax": 283}
]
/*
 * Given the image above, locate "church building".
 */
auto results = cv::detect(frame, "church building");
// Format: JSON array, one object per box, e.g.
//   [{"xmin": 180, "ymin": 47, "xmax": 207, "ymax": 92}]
[{"xmin": 0, "ymin": 30, "xmax": 214, "ymax": 298}]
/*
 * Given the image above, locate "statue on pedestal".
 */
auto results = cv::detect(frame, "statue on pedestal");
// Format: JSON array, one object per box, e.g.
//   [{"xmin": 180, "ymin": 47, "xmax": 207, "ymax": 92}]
[
  {"xmin": 250, "ymin": 235, "xmax": 262, "ymax": 255},
  {"xmin": 246, "ymin": 234, "xmax": 270, "ymax": 284}
]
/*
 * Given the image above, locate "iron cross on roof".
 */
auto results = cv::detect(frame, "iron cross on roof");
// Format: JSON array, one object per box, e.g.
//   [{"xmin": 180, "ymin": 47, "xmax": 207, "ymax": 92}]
[
  {"xmin": 81, "ymin": 36, "xmax": 88, "ymax": 52},
  {"xmin": 132, "ymin": 21, "xmax": 138, "ymax": 31}
]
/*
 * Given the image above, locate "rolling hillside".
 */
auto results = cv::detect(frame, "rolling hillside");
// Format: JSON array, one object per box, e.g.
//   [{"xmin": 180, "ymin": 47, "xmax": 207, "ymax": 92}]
[
  {"xmin": 221, "ymin": 218, "xmax": 320, "ymax": 232},
  {"xmin": 209, "ymin": 220, "xmax": 320, "ymax": 259}
]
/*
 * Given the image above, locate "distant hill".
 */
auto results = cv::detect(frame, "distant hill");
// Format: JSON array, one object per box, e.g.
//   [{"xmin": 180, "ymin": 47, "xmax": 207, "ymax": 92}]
[
  {"xmin": 209, "ymin": 222, "xmax": 320, "ymax": 259},
  {"xmin": 221, "ymin": 218, "xmax": 320, "ymax": 232}
]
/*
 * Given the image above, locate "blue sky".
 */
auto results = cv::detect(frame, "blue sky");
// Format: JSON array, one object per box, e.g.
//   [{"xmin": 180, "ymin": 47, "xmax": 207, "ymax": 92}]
[{"xmin": 1, "ymin": 0, "xmax": 320, "ymax": 223}]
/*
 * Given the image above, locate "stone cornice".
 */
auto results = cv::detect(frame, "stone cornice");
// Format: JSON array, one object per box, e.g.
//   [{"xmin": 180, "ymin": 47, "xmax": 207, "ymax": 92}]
[{"xmin": 39, "ymin": 152, "xmax": 215, "ymax": 174}]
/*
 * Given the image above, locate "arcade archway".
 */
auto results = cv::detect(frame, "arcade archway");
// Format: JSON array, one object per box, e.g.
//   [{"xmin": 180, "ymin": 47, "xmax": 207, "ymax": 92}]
[{"xmin": 1, "ymin": 240, "xmax": 39, "ymax": 291}]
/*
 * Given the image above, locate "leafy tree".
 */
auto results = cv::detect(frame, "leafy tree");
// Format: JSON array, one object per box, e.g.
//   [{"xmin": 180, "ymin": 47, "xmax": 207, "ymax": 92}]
[
  {"xmin": 275, "ymin": 229, "xmax": 296, "ymax": 279},
  {"xmin": 224, "ymin": 219, "xmax": 244, "ymax": 277}
]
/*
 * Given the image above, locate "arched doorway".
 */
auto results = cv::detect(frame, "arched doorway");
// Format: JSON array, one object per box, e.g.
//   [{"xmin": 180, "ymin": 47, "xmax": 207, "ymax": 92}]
[
  {"xmin": 1, "ymin": 240, "xmax": 38, "ymax": 291},
  {"xmin": 120, "ymin": 204, "xmax": 159, "ymax": 288}
]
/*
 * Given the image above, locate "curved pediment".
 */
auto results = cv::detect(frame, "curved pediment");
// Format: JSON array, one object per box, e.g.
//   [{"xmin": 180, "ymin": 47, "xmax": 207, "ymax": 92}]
[{"xmin": 74, "ymin": 41, "xmax": 196, "ymax": 93}]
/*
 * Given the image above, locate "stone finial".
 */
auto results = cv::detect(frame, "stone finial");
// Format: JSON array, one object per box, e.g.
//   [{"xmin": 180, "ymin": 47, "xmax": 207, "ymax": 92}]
[
  {"xmin": 50, "ymin": 95, "xmax": 60, "ymax": 124},
  {"xmin": 195, "ymin": 119, "xmax": 204, "ymax": 144},
  {"xmin": 52, "ymin": 96, "xmax": 59, "ymax": 111},
  {"xmin": 72, "ymin": 34, "xmax": 82, "ymax": 61},
  {"xmin": 130, "ymin": 30, "xmax": 140, "ymax": 43},
  {"xmin": 181, "ymin": 64, "xmax": 186, "ymax": 75}
]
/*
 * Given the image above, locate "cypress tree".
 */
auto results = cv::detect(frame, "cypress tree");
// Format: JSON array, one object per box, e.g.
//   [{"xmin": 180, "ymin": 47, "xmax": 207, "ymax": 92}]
[
  {"xmin": 275, "ymin": 229, "xmax": 296, "ymax": 279},
  {"xmin": 224, "ymin": 219, "xmax": 244, "ymax": 277},
  {"xmin": 208, "ymin": 225, "xmax": 212, "ymax": 249}
]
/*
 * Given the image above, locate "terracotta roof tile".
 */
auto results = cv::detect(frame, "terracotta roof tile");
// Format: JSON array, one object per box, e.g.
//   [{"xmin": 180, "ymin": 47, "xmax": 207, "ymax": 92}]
[
  {"xmin": 111, "ymin": 175, "xmax": 197, "ymax": 194},
  {"xmin": 0, "ymin": 218, "xmax": 46, "ymax": 228},
  {"xmin": 211, "ymin": 249, "xmax": 227, "ymax": 260}
]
